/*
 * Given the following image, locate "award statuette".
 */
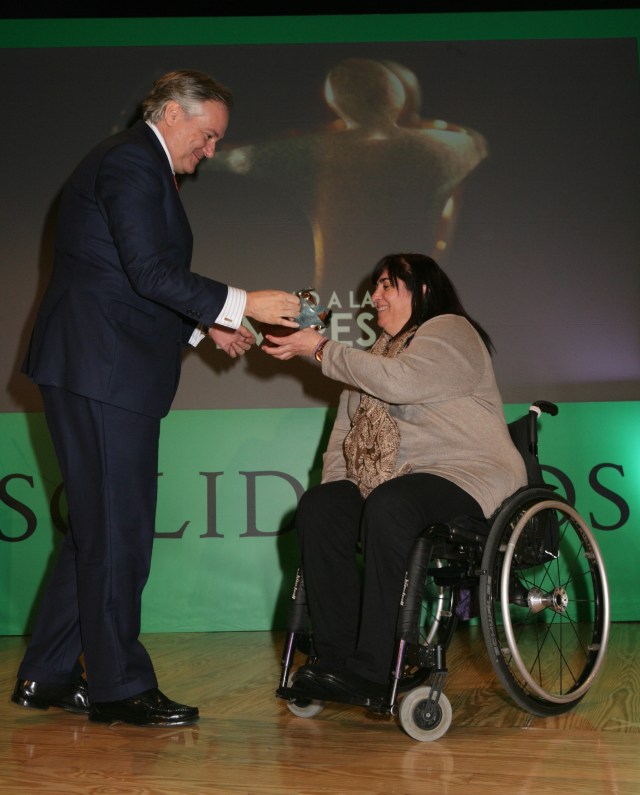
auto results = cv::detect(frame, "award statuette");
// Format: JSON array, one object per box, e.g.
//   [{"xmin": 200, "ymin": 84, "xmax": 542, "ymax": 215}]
[
  {"xmin": 294, "ymin": 288, "xmax": 331, "ymax": 330},
  {"xmin": 259, "ymin": 288, "xmax": 331, "ymax": 341}
]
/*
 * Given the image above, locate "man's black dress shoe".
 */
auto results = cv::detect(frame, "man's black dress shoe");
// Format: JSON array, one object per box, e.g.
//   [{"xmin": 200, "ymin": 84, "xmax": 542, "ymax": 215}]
[
  {"xmin": 11, "ymin": 677, "xmax": 90, "ymax": 714},
  {"xmin": 89, "ymin": 688, "xmax": 199, "ymax": 727}
]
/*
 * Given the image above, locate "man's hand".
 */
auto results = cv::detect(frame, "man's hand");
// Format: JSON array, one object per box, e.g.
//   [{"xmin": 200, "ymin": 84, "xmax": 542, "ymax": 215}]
[
  {"xmin": 245, "ymin": 290, "xmax": 301, "ymax": 328},
  {"xmin": 208, "ymin": 324, "xmax": 255, "ymax": 358}
]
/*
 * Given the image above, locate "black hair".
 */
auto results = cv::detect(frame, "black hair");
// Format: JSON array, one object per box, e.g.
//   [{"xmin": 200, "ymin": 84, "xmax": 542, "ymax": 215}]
[{"xmin": 371, "ymin": 252, "xmax": 495, "ymax": 354}]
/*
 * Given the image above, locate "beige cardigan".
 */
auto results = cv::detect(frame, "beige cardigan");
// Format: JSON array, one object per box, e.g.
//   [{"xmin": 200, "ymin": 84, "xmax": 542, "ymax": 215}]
[{"xmin": 320, "ymin": 314, "xmax": 527, "ymax": 518}]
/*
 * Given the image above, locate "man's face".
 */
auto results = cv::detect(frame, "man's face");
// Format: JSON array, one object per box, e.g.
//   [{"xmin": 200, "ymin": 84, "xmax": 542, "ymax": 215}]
[{"xmin": 164, "ymin": 99, "xmax": 229, "ymax": 175}]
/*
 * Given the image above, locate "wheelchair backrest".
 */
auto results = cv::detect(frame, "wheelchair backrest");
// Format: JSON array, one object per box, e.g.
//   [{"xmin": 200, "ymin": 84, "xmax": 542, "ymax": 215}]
[{"xmin": 507, "ymin": 414, "xmax": 547, "ymax": 487}]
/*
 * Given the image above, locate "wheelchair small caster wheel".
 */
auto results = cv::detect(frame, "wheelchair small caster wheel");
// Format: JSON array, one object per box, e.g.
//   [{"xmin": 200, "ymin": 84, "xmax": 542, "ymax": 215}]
[
  {"xmin": 286, "ymin": 674, "xmax": 325, "ymax": 718},
  {"xmin": 399, "ymin": 688, "xmax": 452, "ymax": 742}
]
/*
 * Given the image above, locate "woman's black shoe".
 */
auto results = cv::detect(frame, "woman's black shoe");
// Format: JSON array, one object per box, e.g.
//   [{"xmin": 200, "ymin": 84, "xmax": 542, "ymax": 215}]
[{"xmin": 295, "ymin": 665, "xmax": 388, "ymax": 702}]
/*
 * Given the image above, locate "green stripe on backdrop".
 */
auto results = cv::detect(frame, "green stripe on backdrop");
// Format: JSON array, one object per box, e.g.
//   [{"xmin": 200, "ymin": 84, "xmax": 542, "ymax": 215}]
[
  {"xmin": 2, "ymin": 10, "xmax": 640, "ymax": 48},
  {"xmin": 0, "ymin": 403, "xmax": 638, "ymax": 634}
]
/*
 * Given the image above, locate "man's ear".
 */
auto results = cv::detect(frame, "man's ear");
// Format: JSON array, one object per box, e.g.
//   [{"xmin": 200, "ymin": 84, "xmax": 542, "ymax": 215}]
[{"xmin": 164, "ymin": 101, "xmax": 183, "ymax": 127}]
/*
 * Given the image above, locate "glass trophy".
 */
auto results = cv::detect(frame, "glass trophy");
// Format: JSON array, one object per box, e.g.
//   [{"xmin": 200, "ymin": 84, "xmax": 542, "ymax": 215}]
[{"xmin": 294, "ymin": 288, "xmax": 331, "ymax": 330}]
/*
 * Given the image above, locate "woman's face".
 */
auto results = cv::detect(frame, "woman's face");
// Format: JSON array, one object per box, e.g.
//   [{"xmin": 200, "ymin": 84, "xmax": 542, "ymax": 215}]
[{"xmin": 372, "ymin": 269, "xmax": 414, "ymax": 336}]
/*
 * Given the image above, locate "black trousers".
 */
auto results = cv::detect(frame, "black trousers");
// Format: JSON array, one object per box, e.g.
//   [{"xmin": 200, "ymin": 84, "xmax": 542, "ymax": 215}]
[
  {"xmin": 18, "ymin": 385, "xmax": 161, "ymax": 701},
  {"xmin": 296, "ymin": 474, "xmax": 483, "ymax": 683}
]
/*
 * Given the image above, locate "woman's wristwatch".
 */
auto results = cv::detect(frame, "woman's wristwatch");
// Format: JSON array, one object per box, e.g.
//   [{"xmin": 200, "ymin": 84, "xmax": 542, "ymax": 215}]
[{"xmin": 313, "ymin": 337, "xmax": 329, "ymax": 363}]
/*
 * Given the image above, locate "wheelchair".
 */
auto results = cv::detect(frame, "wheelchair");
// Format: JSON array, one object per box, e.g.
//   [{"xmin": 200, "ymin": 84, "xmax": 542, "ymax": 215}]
[{"xmin": 275, "ymin": 401, "xmax": 611, "ymax": 741}]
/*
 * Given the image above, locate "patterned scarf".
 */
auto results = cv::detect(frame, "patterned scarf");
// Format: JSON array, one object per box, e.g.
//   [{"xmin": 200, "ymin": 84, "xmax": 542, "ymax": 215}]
[{"xmin": 343, "ymin": 326, "xmax": 417, "ymax": 498}]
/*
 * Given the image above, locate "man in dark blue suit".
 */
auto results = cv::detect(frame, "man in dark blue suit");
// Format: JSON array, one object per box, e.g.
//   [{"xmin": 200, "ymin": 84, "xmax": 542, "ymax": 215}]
[{"xmin": 11, "ymin": 70, "xmax": 301, "ymax": 727}]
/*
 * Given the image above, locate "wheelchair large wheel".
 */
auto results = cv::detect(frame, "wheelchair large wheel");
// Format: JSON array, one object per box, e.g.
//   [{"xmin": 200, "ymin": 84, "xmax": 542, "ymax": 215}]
[{"xmin": 479, "ymin": 488, "xmax": 610, "ymax": 717}]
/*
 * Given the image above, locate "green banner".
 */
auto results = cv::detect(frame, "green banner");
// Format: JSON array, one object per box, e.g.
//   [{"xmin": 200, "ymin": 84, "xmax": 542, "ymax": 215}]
[
  {"xmin": 2, "ymin": 10, "xmax": 640, "ymax": 47},
  {"xmin": 1, "ymin": 402, "xmax": 637, "ymax": 634}
]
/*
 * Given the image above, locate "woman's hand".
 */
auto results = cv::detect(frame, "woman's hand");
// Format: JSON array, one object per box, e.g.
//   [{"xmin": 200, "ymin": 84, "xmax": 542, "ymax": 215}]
[{"xmin": 262, "ymin": 329, "xmax": 324, "ymax": 361}]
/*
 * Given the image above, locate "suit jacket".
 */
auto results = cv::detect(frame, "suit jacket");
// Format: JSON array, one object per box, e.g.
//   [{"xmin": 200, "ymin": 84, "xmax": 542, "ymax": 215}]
[{"xmin": 23, "ymin": 121, "xmax": 229, "ymax": 418}]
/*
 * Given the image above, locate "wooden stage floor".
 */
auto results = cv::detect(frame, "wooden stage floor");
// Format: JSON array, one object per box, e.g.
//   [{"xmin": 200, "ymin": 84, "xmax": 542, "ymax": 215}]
[{"xmin": 1, "ymin": 624, "xmax": 638, "ymax": 794}]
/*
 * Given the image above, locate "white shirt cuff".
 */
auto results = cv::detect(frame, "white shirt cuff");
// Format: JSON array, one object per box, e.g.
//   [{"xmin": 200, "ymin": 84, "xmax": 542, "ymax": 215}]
[
  {"xmin": 215, "ymin": 287, "xmax": 247, "ymax": 329},
  {"xmin": 187, "ymin": 288, "xmax": 247, "ymax": 347},
  {"xmin": 188, "ymin": 324, "xmax": 207, "ymax": 347}
]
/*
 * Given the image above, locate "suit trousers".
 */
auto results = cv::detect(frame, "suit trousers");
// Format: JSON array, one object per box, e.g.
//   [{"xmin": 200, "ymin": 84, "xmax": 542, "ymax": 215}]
[
  {"xmin": 18, "ymin": 385, "xmax": 161, "ymax": 701},
  {"xmin": 296, "ymin": 474, "xmax": 483, "ymax": 683}
]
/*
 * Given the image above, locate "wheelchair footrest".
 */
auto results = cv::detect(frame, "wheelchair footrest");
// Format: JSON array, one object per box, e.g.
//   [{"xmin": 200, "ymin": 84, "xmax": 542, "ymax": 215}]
[{"xmin": 277, "ymin": 682, "xmax": 392, "ymax": 712}]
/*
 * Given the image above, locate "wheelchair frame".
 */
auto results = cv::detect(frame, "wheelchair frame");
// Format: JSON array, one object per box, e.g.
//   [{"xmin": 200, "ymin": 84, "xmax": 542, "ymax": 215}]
[{"xmin": 276, "ymin": 401, "xmax": 610, "ymax": 741}]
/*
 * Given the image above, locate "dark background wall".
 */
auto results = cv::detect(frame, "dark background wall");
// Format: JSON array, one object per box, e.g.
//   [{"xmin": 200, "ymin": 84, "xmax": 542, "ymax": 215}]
[{"xmin": 2, "ymin": 11, "xmax": 638, "ymax": 412}]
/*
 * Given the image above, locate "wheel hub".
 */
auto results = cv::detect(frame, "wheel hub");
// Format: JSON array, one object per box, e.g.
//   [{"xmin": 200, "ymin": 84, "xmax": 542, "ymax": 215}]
[
  {"xmin": 414, "ymin": 699, "xmax": 441, "ymax": 730},
  {"xmin": 527, "ymin": 585, "xmax": 568, "ymax": 614}
]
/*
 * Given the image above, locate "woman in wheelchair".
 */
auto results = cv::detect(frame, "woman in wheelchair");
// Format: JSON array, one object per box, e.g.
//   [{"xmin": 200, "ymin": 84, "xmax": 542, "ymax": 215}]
[{"xmin": 263, "ymin": 252, "xmax": 527, "ymax": 701}]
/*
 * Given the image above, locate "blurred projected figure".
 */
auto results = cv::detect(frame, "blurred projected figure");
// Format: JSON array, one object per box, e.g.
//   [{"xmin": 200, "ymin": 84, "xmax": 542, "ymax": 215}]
[{"xmin": 209, "ymin": 58, "xmax": 487, "ymax": 289}]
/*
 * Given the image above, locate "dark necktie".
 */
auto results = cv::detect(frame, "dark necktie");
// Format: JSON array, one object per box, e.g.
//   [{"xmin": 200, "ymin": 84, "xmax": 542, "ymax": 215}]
[{"xmin": 173, "ymin": 173, "xmax": 179, "ymax": 191}]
